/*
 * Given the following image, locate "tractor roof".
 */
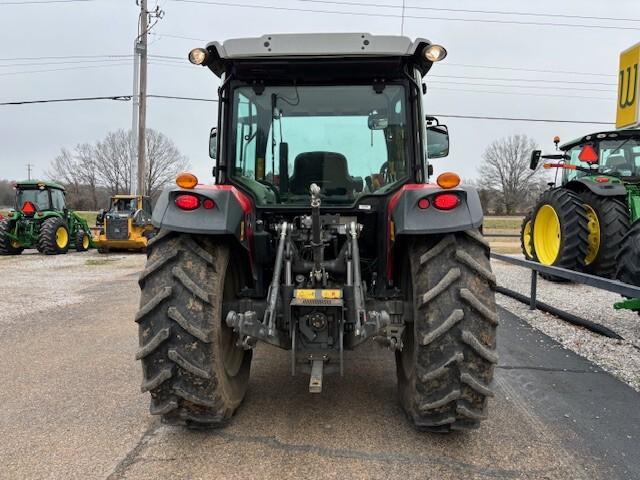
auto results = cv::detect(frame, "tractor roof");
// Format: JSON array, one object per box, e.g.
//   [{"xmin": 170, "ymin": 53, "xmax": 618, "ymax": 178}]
[
  {"xmin": 202, "ymin": 33, "xmax": 432, "ymax": 77},
  {"xmin": 560, "ymin": 128, "xmax": 640, "ymax": 151},
  {"xmin": 15, "ymin": 179, "xmax": 65, "ymax": 190}
]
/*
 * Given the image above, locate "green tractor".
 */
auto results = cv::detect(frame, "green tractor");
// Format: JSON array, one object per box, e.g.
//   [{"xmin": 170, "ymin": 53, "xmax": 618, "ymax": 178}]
[
  {"xmin": 0, "ymin": 180, "xmax": 93, "ymax": 255},
  {"xmin": 522, "ymin": 129, "xmax": 640, "ymax": 280}
]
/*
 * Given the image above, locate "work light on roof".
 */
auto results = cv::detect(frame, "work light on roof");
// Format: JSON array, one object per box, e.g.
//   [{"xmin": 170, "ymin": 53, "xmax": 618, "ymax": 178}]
[
  {"xmin": 423, "ymin": 44, "xmax": 447, "ymax": 62},
  {"xmin": 188, "ymin": 48, "xmax": 208, "ymax": 65}
]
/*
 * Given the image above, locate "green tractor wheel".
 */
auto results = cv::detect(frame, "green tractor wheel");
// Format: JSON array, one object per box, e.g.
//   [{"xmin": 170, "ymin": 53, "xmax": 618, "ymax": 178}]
[
  {"xmin": 76, "ymin": 230, "xmax": 90, "ymax": 252},
  {"xmin": 616, "ymin": 219, "xmax": 640, "ymax": 287},
  {"xmin": 0, "ymin": 220, "xmax": 24, "ymax": 255},
  {"xmin": 578, "ymin": 191, "xmax": 629, "ymax": 278},
  {"xmin": 37, "ymin": 217, "xmax": 70, "ymax": 255},
  {"xmin": 530, "ymin": 189, "xmax": 589, "ymax": 281},
  {"xmin": 520, "ymin": 212, "xmax": 534, "ymax": 261}
]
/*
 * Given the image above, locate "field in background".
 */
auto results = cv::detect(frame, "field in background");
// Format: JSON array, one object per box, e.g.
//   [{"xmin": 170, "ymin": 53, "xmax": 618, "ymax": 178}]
[{"xmin": 484, "ymin": 215, "xmax": 523, "ymax": 254}]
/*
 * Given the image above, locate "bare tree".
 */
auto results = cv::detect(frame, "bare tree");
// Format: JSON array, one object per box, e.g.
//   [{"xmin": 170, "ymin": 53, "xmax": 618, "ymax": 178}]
[
  {"xmin": 478, "ymin": 134, "xmax": 548, "ymax": 214},
  {"xmin": 145, "ymin": 129, "xmax": 189, "ymax": 197},
  {"xmin": 47, "ymin": 129, "xmax": 190, "ymax": 207},
  {"xmin": 94, "ymin": 130, "xmax": 133, "ymax": 196}
]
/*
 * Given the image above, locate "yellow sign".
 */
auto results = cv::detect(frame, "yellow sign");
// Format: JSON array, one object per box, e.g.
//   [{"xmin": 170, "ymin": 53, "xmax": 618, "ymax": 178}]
[{"xmin": 616, "ymin": 42, "xmax": 640, "ymax": 129}]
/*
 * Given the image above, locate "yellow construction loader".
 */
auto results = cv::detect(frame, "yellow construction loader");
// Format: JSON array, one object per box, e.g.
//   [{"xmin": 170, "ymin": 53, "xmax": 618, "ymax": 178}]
[{"xmin": 92, "ymin": 195, "xmax": 155, "ymax": 253}]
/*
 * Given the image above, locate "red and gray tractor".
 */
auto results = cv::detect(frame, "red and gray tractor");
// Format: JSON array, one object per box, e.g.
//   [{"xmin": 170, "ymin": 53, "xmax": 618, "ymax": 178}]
[{"xmin": 136, "ymin": 33, "xmax": 498, "ymax": 432}]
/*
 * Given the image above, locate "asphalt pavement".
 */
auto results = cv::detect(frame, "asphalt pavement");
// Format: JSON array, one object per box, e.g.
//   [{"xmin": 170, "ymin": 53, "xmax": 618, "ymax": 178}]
[{"xmin": 0, "ymin": 252, "xmax": 638, "ymax": 479}]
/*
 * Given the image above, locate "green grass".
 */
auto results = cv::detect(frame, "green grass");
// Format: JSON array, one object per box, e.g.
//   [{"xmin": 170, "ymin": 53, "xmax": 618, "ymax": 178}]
[
  {"xmin": 76, "ymin": 211, "xmax": 97, "ymax": 225},
  {"xmin": 483, "ymin": 216, "xmax": 523, "ymax": 231},
  {"xmin": 85, "ymin": 258, "xmax": 118, "ymax": 266}
]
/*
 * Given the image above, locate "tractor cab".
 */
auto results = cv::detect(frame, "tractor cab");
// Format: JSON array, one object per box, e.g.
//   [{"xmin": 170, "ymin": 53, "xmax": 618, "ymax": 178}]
[
  {"xmin": 93, "ymin": 195, "xmax": 154, "ymax": 253},
  {"xmin": 559, "ymin": 129, "xmax": 640, "ymax": 182},
  {"xmin": 14, "ymin": 181, "xmax": 66, "ymax": 216}
]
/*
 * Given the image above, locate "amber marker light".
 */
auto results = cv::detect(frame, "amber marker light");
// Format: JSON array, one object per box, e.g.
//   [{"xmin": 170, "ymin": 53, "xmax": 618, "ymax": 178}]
[
  {"xmin": 176, "ymin": 172, "xmax": 198, "ymax": 189},
  {"xmin": 436, "ymin": 172, "xmax": 461, "ymax": 189}
]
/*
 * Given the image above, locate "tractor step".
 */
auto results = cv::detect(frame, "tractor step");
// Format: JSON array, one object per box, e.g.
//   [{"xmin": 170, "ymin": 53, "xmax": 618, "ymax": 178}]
[{"xmin": 309, "ymin": 359, "xmax": 324, "ymax": 393}]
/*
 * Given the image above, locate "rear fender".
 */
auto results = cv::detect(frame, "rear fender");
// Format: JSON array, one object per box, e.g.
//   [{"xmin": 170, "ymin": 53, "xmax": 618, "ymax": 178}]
[
  {"xmin": 153, "ymin": 185, "xmax": 255, "ymax": 270},
  {"xmin": 385, "ymin": 184, "xmax": 483, "ymax": 281},
  {"xmin": 565, "ymin": 178, "xmax": 627, "ymax": 197},
  {"xmin": 390, "ymin": 184, "xmax": 483, "ymax": 236}
]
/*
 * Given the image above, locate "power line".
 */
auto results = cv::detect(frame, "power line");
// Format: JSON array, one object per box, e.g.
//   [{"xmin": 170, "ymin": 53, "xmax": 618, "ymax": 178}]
[
  {"xmin": 430, "ymin": 74, "xmax": 616, "ymax": 86},
  {"xmin": 0, "ymin": 54, "xmax": 131, "ymax": 61},
  {"xmin": 297, "ymin": 0, "xmax": 640, "ymax": 23},
  {"xmin": 0, "ymin": 95, "xmax": 131, "ymax": 106},
  {"xmin": 427, "ymin": 80, "xmax": 615, "ymax": 93},
  {"xmin": 150, "ymin": 31, "xmax": 207, "ymax": 42},
  {"xmin": 0, "ymin": 0, "xmax": 96, "ymax": 4},
  {"xmin": 148, "ymin": 94, "xmax": 217, "ymax": 102},
  {"xmin": 166, "ymin": 0, "xmax": 640, "ymax": 31},
  {"xmin": 0, "ymin": 93, "xmax": 613, "ymax": 125},
  {"xmin": 440, "ymin": 63, "xmax": 616, "ymax": 78},
  {"xmin": 433, "ymin": 114, "xmax": 613, "ymax": 125},
  {"xmin": 0, "ymin": 58, "xmax": 135, "ymax": 68},
  {"xmin": 0, "ymin": 62, "xmax": 131, "ymax": 76},
  {"xmin": 430, "ymin": 86, "xmax": 613, "ymax": 100}
]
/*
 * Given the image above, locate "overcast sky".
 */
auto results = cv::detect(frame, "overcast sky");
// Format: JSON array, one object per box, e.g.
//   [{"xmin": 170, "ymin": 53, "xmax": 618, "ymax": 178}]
[{"xmin": 1, "ymin": 0, "xmax": 638, "ymax": 184}]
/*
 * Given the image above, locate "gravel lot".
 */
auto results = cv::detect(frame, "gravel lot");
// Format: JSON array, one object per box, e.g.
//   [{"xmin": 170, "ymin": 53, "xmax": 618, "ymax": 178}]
[
  {"xmin": 492, "ymin": 256, "xmax": 640, "ymax": 392},
  {"xmin": 1, "ymin": 248, "xmax": 639, "ymax": 478},
  {"xmin": 0, "ymin": 250, "xmax": 144, "ymax": 325}
]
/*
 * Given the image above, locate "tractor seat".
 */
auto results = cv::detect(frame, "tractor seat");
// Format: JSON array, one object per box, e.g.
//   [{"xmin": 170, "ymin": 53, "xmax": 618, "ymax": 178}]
[
  {"xmin": 607, "ymin": 154, "xmax": 634, "ymax": 175},
  {"xmin": 289, "ymin": 151, "xmax": 363, "ymax": 195}
]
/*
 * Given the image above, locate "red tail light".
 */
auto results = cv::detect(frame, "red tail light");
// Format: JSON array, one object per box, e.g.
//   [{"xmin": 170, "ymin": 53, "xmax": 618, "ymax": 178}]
[
  {"xmin": 203, "ymin": 198, "xmax": 215, "ymax": 209},
  {"xmin": 418, "ymin": 198, "xmax": 430, "ymax": 209},
  {"xmin": 21, "ymin": 201, "xmax": 36, "ymax": 215},
  {"xmin": 175, "ymin": 194, "xmax": 199, "ymax": 211},
  {"xmin": 433, "ymin": 193, "xmax": 460, "ymax": 210}
]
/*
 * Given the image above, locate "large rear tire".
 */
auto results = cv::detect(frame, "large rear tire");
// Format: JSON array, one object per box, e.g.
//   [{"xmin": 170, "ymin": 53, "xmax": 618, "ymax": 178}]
[
  {"xmin": 37, "ymin": 217, "xmax": 69, "ymax": 255},
  {"xmin": 136, "ymin": 230, "xmax": 252, "ymax": 428},
  {"xmin": 396, "ymin": 230, "xmax": 498, "ymax": 432},
  {"xmin": 616, "ymin": 219, "xmax": 640, "ymax": 287},
  {"xmin": 577, "ymin": 191, "xmax": 628, "ymax": 278},
  {"xmin": 520, "ymin": 211, "xmax": 533, "ymax": 261},
  {"xmin": 0, "ymin": 220, "xmax": 23, "ymax": 255},
  {"xmin": 531, "ymin": 188, "xmax": 589, "ymax": 282}
]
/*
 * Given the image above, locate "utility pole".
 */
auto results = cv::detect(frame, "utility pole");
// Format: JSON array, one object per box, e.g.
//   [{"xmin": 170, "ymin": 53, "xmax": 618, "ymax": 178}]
[
  {"xmin": 26, "ymin": 163, "xmax": 33, "ymax": 180},
  {"xmin": 133, "ymin": 0, "xmax": 163, "ymax": 197},
  {"xmin": 131, "ymin": 35, "xmax": 140, "ymax": 195},
  {"xmin": 136, "ymin": 0, "xmax": 148, "ymax": 197}
]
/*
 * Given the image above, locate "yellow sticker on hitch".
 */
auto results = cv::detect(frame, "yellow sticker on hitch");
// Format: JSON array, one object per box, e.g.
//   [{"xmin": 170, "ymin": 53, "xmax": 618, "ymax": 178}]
[
  {"xmin": 321, "ymin": 289, "xmax": 342, "ymax": 299},
  {"xmin": 294, "ymin": 289, "xmax": 343, "ymax": 300},
  {"xmin": 295, "ymin": 289, "xmax": 316, "ymax": 300}
]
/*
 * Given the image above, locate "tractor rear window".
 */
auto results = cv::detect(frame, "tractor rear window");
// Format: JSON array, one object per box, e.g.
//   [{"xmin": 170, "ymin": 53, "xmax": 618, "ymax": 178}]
[
  {"xmin": 16, "ymin": 189, "xmax": 50, "ymax": 211},
  {"xmin": 230, "ymin": 84, "xmax": 410, "ymax": 205},
  {"xmin": 564, "ymin": 137, "xmax": 640, "ymax": 181}
]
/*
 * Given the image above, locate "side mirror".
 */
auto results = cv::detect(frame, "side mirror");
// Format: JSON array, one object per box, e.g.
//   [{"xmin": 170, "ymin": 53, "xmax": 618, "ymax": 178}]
[
  {"xmin": 209, "ymin": 127, "xmax": 217, "ymax": 160},
  {"xmin": 426, "ymin": 124, "xmax": 449, "ymax": 159},
  {"xmin": 530, "ymin": 150, "xmax": 542, "ymax": 170}
]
